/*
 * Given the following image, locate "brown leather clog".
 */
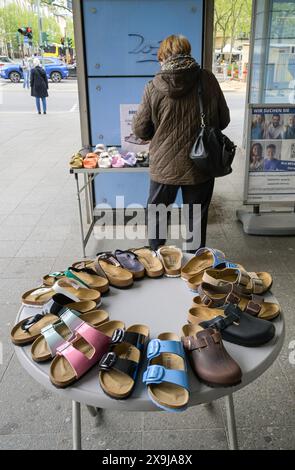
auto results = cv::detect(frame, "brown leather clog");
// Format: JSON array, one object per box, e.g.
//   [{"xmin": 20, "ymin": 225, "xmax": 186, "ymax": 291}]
[{"xmin": 182, "ymin": 324, "xmax": 242, "ymax": 388}]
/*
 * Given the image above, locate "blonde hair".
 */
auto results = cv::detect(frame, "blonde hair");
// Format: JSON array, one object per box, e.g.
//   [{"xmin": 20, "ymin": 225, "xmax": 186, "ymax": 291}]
[
  {"xmin": 33, "ymin": 58, "xmax": 40, "ymax": 67},
  {"xmin": 157, "ymin": 34, "xmax": 191, "ymax": 62}
]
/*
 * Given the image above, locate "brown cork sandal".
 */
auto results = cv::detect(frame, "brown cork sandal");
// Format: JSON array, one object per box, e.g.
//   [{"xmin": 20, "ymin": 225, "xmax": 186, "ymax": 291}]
[
  {"xmin": 98, "ymin": 324, "xmax": 149, "ymax": 399},
  {"xmin": 11, "ymin": 313, "xmax": 59, "ymax": 345},
  {"xmin": 131, "ymin": 247, "xmax": 164, "ymax": 278},
  {"xmin": 143, "ymin": 333, "xmax": 189, "ymax": 412},
  {"xmin": 31, "ymin": 309, "xmax": 109, "ymax": 362}
]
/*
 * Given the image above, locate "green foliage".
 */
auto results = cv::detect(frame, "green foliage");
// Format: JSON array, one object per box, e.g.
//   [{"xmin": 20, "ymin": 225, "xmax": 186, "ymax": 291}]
[
  {"xmin": 214, "ymin": 0, "xmax": 252, "ymax": 48},
  {"xmin": 0, "ymin": 1, "xmax": 73, "ymax": 52}
]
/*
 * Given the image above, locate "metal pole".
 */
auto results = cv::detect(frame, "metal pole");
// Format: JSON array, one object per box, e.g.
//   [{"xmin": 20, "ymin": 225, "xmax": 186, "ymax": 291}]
[
  {"xmin": 75, "ymin": 173, "xmax": 86, "ymax": 258},
  {"xmin": 72, "ymin": 401, "xmax": 82, "ymax": 450},
  {"xmin": 36, "ymin": 0, "xmax": 43, "ymax": 57},
  {"xmin": 225, "ymin": 394, "xmax": 239, "ymax": 450}
]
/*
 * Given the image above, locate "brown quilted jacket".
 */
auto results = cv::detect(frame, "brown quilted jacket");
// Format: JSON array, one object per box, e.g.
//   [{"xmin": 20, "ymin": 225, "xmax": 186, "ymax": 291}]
[{"xmin": 132, "ymin": 66, "xmax": 230, "ymax": 185}]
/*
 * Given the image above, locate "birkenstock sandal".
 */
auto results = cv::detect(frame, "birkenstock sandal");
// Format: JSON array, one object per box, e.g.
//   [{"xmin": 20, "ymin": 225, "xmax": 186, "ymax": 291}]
[
  {"xmin": 202, "ymin": 267, "xmax": 272, "ymax": 295},
  {"xmin": 72, "ymin": 258, "xmax": 107, "ymax": 279},
  {"xmin": 181, "ymin": 247, "xmax": 238, "ymax": 281},
  {"xmin": 53, "ymin": 278, "xmax": 101, "ymax": 303},
  {"xmin": 156, "ymin": 246, "xmax": 183, "ymax": 277},
  {"xmin": 143, "ymin": 334, "xmax": 189, "ymax": 412},
  {"xmin": 49, "ymin": 293, "xmax": 97, "ymax": 314},
  {"xmin": 98, "ymin": 324, "xmax": 149, "ymax": 399},
  {"xmin": 96, "ymin": 253, "xmax": 134, "ymax": 288},
  {"xmin": 182, "ymin": 323, "xmax": 242, "ymax": 387},
  {"xmin": 11, "ymin": 312, "xmax": 59, "ymax": 346},
  {"xmin": 50, "ymin": 320, "xmax": 125, "ymax": 388},
  {"xmin": 113, "ymin": 249, "xmax": 145, "ymax": 279},
  {"xmin": 43, "ymin": 271, "xmax": 66, "ymax": 286},
  {"xmin": 83, "ymin": 153, "xmax": 98, "ymax": 169},
  {"xmin": 188, "ymin": 303, "xmax": 275, "ymax": 347},
  {"xmin": 63, "ymin": 267, "xmax": 109, "ymax": 293},
  {"xmin": 31, "ymin": 308, "xmax": 109, "ymax": 362},
  {"xmin": 22, "ymin": 286, "xmax": 55, "ymax": 306},
  {"xmin": 131, "ymin": 247, "xmax": 164, "ymax": 278},
  {"xmin": 198, "ymin": 282, "xmax": 280, "ymax": 321}
]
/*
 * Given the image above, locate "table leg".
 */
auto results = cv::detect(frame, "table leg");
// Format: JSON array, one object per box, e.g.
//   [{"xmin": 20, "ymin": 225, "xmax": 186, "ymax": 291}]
[
  {"xmin": 75, "ymin": 173, "xmax": 86, "ymax": 258},
  {"xmin": 225, "ymin": 393, "xmax": 239, "ymax": 450},
  {"xmin": 72, "ymin": 400, "xmax": 82, "ymax": 450}
]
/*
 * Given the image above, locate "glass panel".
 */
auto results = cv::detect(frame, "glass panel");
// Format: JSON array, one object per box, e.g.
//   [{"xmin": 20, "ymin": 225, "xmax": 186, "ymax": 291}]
[{"xmin": 250, "ymin": 0, "xmax": 295, "ymax": 104}]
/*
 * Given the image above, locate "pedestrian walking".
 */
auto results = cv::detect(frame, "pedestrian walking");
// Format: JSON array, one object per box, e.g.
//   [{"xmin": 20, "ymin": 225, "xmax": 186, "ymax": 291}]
[
  {"xmin": 21, "ymin": 54, "xmax": 31, "ymax": 89},
  {"xmin": 30, "ymin": 58, "xmax": 48, "ymax": 114},
  {"xmin": 132, "ymin": 34, "xmax": 230, "ymax": 251}
]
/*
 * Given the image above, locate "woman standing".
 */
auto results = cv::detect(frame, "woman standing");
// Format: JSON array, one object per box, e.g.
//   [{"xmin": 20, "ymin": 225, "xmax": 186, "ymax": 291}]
[
  {"xmin": 132, "ymin": 34, "xmax": 230, "ymax": 251},
  {"xmin": 30, "ymin": 58, "xmax": 48, "ymax": 114}
]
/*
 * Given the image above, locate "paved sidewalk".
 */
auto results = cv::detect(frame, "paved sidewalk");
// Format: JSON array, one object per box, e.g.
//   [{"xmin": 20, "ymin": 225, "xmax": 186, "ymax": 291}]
[{"xmin": 0, "ymin": 99, "xmax": 294, "ymax": 449}]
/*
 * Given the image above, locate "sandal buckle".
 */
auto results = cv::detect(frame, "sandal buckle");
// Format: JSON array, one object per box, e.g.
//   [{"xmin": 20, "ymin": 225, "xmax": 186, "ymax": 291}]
[
  {"xmin": 99, "ymin": 352, "xmax": 117, "ymax": 370},
  {"xmin": 147, "ymin": 339, "xmax": 160, "ymax": 359},
  {"xmin": 226, "ymin": 292, "xmax": 240, "ymax": 305},
  {"xmin": 111, "ymin": 328, "xmax": 125, "ymax": 344},
  {"xmin": 247, "ymin": 300, "xmax": 261, "ymax": 315}
]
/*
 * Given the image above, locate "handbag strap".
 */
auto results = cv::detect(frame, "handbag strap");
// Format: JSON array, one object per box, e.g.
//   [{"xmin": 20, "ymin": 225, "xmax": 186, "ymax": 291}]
[{"xmin": 197, "ymin": 71, "xmax": 206, "ymax": 128}]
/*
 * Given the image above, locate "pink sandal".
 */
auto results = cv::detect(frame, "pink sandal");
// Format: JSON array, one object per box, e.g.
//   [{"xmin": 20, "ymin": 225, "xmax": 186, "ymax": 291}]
[
  {"xmin": 111, "ymin": 154, "xmax": 125, "ymax": 168},
  {"xmin": 49, "ymin": 320, "xmax": 125, "ymax": 387}
]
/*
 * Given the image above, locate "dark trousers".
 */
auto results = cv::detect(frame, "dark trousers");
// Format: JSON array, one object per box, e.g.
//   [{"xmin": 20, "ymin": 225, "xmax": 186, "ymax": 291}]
[{"xmin": 147, "ymin": 178, "xmax": 214, "ymax": 252}]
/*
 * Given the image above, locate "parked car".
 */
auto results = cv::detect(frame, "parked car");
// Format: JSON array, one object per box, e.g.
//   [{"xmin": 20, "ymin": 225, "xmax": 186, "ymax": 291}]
[
  {"xmin": 0, "ymin": 56, "xmax": 14, "ymax": 69},
  {"xmin": 0, "ymin": 57, "xmax": 69, "ymax": 83},
  {"xmin": 67, "ymin": 61, "xmax": 77, "ymax": 77}
]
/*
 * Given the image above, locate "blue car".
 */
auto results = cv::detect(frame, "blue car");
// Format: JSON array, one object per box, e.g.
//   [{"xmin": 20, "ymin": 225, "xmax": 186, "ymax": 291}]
[{"xmin": 0, "ymin": 57, "xmax": 69, "ymax": 83}]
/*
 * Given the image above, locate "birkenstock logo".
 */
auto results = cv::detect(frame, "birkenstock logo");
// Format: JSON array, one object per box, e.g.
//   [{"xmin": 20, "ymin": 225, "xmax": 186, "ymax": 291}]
[{"xmin": 289, "ymin": 340, "xmax": 295, "ymax": 365}]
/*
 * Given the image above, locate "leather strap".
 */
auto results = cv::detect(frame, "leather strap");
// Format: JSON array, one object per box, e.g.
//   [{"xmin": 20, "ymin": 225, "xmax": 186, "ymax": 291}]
[
  {"xmin": 199, "ymin": 304, "xmax": 241, "ymax": 331},
  {"xmin": 183, "ymin": 330, "xmax": 222, "ymax": 351},
  {"xmin": 98, "ymin": 351, "xmax": 138, "ymax": 380},
  {"xmin": 146, "ymin": 339, "xmax": 185, "ymax": 360},
  {"xmin": 143, "ymin": 365, "xmax": 189, "ymax": 390}
]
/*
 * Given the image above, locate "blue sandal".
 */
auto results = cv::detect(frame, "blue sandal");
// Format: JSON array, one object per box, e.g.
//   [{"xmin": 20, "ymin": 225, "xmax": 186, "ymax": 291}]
[{"xmin": 143, "ymin": 334, "xmax": 189, "ymax": 412}]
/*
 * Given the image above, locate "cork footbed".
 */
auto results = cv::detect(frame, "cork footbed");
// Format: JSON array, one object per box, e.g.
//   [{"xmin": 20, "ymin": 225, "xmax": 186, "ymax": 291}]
[
  {"xmin": 64, "ymin": 300, "xmax": 97, "ymax": 313},
  {"xmin": 22, "ymin": 287, "xmax": 55, "ymax": 306},
  {"xmin": 181, "ymin": 252, "xmax": 218, "ymax": 280},
  {"xmin": 159, "ymin": 247, "xmax": 182, "ymax": 276},
  {"xmin": 204, "ymin": 269, "xmax": 272, "ymax": 294},
  {"xmin": 189, "ymin": 297, "xmax": 280, "ymax": 323},
  {"xmin": 56, "ymin": 280, "xmax": 101, "ymax": 302},
  {"xmin": 187, "ymin": 272, "xmax": 204, "ymax": 290},
  {"xmin": 133, "ymin": 249, "xmax": 164, "ymax": 278},
  {"xmin": 11, "ymin": 314, "xmax": 58, "ymax": 345},
  {"xmin": 50, "ymin": 321, "xmax": 125, "ymax": 388},
  {"xmin": 43, "ymin": 274, "xmax": 66, "ymax": 286},
  {"xmin": 182, "ymin": 323, "xmax": 204, "ymax": 337},
  {"xmin": 98, "ymin": 261, "xmax": 133, "ymax": 288},
  {"xmin": 99, "ymin": 324, "xmax": 149, "ymax": 399},
  {"xmin": 31, "ymin": 310, "xmax": 109, "ymax": 362},
  {"xmin": 43, "ymin": 272, "xmax": 109, "ymax": 293},
  {"xmin": 193, "ymin": 288, "xmax": 280, "ymax": 320},
  {"xmin": 148, "ymin": 333, "xmax": 189, "ymax": 410}
]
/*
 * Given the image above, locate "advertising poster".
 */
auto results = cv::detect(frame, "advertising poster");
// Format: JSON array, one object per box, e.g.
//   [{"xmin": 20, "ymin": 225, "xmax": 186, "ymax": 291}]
[
  {"xmin": 120, "ymin": 104, "xmax": 150, "ymax": 153},
  {"xmin": 246, "ymin": 106, "xmax": 295, "ymax": 203}
]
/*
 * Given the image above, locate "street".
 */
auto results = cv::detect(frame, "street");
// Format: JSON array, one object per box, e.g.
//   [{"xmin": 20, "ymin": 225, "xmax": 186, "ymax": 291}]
[
  {"xmin": 0, "ymin": 79, "xmax": 78, "ymax": 113},
  {"xmin": 0, "ymin": 78, "xmax": 246, "ymax": 146}
]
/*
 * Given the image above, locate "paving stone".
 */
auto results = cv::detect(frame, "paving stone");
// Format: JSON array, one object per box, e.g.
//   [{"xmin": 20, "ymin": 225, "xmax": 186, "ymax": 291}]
[{"xmin": 143, "ymin": 429, "xmax": 228, "ymax": 450}]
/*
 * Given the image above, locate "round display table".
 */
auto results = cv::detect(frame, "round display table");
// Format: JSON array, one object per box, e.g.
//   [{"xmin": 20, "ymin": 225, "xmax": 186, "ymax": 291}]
[{"xmin": 14, "ymin": 258, "xmax": 284, "ymax": 450}]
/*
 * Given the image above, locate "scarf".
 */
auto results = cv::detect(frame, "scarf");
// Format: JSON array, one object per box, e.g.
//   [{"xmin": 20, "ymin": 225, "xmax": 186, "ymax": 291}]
[{"xmin": 161, "ymin": 54, "xmax": 198, "ymax": 71}]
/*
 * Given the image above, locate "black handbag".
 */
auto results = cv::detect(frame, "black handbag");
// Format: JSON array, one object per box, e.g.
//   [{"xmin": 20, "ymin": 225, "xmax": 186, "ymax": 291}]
[{"xmin": 190, "ymin": 76, "xmax": 236, "ymax": 178}]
